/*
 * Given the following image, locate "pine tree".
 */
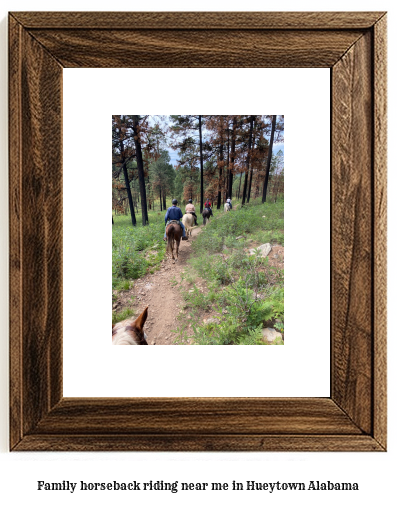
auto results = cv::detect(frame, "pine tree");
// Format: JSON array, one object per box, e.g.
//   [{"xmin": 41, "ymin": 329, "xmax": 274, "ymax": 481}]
[
  {"xmin": 112, "ymin": 116, "xmax": 137, "ymax": 226},
  {"xmin": 169, "ymin": 115, "xmax": 210, "ymax": 213},
  {"xmin": 241, "ymin": 116, "xmax": 254, "ymax": 206},
  {"xmin": 262, "ymin": 115, "xmax": 277, "ymax": 203}
]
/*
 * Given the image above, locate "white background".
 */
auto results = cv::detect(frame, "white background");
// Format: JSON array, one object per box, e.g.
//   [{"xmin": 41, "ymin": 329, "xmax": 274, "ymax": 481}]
[
  {"xmin": 63, "ymin": 68, "xmax": 330, "ymax": 397},
  {"xmin": 0, "ymin": 1, "xmax": 395, "ymax": 506}
]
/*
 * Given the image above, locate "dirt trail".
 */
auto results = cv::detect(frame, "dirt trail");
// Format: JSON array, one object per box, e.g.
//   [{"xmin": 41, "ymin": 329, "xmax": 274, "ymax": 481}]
[{"xmin": 113, "ymin": 225, "xmax": 202, "ymax": 345}]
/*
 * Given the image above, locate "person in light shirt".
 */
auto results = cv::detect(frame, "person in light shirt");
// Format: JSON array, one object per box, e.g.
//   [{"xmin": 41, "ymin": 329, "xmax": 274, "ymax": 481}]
[{"xmin": 185, "ymin": 199, "xmax": 198, "ymax": 226}]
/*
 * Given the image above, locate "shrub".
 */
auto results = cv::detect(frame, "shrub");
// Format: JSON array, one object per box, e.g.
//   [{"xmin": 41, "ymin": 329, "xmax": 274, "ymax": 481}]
[{"xmin": 112, "ymin": 217, "xmax": 166, "ymax": 289}]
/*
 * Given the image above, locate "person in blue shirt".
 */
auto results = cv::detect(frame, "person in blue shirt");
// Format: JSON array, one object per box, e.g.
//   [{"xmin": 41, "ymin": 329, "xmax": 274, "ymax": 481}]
[{"xmin": 164, "ymin": 199, "xmax": 188, "ymax": 241}]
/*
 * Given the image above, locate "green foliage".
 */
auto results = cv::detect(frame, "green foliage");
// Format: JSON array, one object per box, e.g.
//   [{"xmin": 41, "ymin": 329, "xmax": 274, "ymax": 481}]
[
  {"xmin": 274, "ymin": 320, "xmax": 284, "ymax": 333},
  {"xmin": 174, "ymin": 171, "xmax": 184, "ymax": 202},
  {"xmin": 181, "ymin": 286, "xmax": 213, "ymax": 311},
  {"xmin": 191, "ymin": 318, "xmax": 237, "ymax": 345},
  {"xmin": 192, "ymin": 198, "xmax": 284, "ymax": 254},
  {"xmin": 112, "ymin": 210, "xmax": 166, "ymax": 290},
  {"xmin": 189, "ymin": 282, "xmax": 284, "ymax": 345},
  {"xmin": 149, "ymin": 150, "xmax": 176, "ymax": 198},
  {"xmin": 176, "ymin": 199, "xmax": 284, "ymax": 345},
  {"xmin": 238, "ymin": 327, "xmax": 266, "ymax": 345}
]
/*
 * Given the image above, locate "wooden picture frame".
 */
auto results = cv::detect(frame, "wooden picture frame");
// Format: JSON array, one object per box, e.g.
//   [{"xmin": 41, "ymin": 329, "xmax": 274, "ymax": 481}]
[{"xmin": 9, "ymin": 11, "xmax": 387, "ymax": 451}]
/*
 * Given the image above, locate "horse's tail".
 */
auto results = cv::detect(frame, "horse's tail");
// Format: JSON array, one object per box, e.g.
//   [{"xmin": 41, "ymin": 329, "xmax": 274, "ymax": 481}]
[{"xmin": 166, "ymin": 225, "xmax": 174, "ymax": 255}]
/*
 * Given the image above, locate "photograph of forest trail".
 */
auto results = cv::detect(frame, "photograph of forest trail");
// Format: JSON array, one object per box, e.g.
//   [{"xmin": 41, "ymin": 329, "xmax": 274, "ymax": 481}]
[{"xmin": 112, "ymin": 115, "xmax": 284, "ymax": 345}]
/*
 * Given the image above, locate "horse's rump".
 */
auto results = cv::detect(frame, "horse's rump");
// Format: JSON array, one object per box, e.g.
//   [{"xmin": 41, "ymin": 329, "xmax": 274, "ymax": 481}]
[
  {"xmin": 166, "ymin": 222, "xmax": 182, "ymax": 261},
  {"xmin": 202, "ymin": 208, "xmax": 212, "ymax": 225},
  {"xmin": 182, "ymin": 213, "xmax": 195, "ymax": 235}
]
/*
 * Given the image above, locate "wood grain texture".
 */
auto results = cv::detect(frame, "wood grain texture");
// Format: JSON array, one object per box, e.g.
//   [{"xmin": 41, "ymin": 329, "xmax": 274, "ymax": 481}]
[
  {"xmin": 32, "ymin": 398, "xmax": 362, "ymax": 435},
  {"xmin": 332, "ymin": 32, "xmax": 373, "ymax": 434},
  {"xmin": 27, "ymin": 29, "xmax": 363, "ymax": 68},
  {"xmin": 9, "ymin": 15, "xmax": 23, "ymax": 450},
  {"xmin": 11, "ymin": 11, "xmax": 385, "ymax": 29},
  {"xmin": 373, "ymin": 14, "xmax": 387, "ymax": 450},
  {"xmin": 13, "ymin": 435, "xmax": 383, "ymax": 452},
  {"xmin": 8, "ymin": 11, "xmax": 387, "ymax": 452},
  {"xmin": 9, "ymin": 17, "xmax": 64, "ymax": 446}
]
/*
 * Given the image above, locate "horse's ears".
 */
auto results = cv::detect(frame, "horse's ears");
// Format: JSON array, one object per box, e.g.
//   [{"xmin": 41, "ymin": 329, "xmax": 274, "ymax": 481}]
[{"xmin": 134, "ymin": 306, "xmax": 148, "ymax": 332}]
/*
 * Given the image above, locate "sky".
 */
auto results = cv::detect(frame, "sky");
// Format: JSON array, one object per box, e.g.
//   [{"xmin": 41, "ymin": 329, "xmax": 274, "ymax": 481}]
[
  {"xmin": 147, "ymin": 115, "xmax": 284, "ymax": 166},
  {"xmin": 160, "ymin": 114, "xmax": 284, "ymax": 167}
]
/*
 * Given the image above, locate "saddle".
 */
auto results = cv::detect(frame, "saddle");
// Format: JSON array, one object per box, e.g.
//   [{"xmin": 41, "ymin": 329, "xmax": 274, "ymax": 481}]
[{"xmin": 167, "ymin": 220, "xmax": 181, "ymax": 225}]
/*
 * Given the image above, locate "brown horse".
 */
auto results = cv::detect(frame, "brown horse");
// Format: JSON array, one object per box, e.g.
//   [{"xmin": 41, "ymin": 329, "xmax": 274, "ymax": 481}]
[
  {"xmin": 166, "ymin": 221, "xmax": 182, "ymax": 262},
  {"xmin": 112, "ymin": 307, "xmax": 149, "ymax": 345}
]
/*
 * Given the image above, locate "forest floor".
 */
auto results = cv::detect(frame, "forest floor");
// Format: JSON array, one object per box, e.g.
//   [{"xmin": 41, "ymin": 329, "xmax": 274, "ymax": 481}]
[
  {"xmin": 112, "ymin": 220, "xmax": 284, "ymax": 345},
  {"xmin": 112, "ymin": 225, "xmax": 203, "ymax": 344}
]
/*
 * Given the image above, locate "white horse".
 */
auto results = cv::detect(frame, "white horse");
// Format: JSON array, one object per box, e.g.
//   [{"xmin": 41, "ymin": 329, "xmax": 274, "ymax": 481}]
[
  {"xmin": 224, "ymin": 203, "xmax": 231, "ymax": 212},
  {"xmin": 112, "ymin": 307, "xmax": 149, "ymax": 345},
  {"xmin": 182, "ymin": 213, "xmax": 195, "ymax": 237}
]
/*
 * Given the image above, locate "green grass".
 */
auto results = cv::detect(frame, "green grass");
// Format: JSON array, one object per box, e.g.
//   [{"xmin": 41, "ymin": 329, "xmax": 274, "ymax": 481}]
[
  {"xmin": 112, "ymin": 307, "xmax": 135, "ymax": 325},
  {"xmin": 176, "ymin": 197, "xmax": 284, "ymax": 345},
  {"xmin": 112, "ymin": 197, "xmax": 284, "ymax": 345},
  {"xmin": 112, "ymin": 208, "xmax": 167, "ymax": 290},
  {"xmin": 112, "ymin": 199, "xmax": 240, "ymax": 291},
  {"xmin": 192, "ymin": 198, "xmax": 284, "ymax": 254}
]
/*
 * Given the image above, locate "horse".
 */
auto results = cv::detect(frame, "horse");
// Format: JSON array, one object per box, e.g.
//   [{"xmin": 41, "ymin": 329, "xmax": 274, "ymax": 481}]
[
  {"xmin": 182, "ymin": 213, "xmax": 195, "ymax": 237},
  {"xmin": 224, "ymin": 203, "xmax": 231, "ymax": 212},
  {"xmin": 166, "ymin": 220, "xmax": 183, "ymax": 262},
  {"xmin": 112, "ymin": 307, "xmax": 149, "ymax": 345},
  {"xmin": 202, "ymin": 208, "xmax": 212, "ymax": 225}
]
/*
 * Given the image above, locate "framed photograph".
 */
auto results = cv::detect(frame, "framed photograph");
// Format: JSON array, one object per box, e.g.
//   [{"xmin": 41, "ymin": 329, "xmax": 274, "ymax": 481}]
[{"xmin": 9, "ymin": 11, "xmax": 386, "ymax": 451}]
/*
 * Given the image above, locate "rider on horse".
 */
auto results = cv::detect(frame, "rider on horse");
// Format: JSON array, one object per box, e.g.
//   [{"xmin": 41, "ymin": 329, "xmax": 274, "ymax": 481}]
[
  {"xmin": 185, "ymin": 199, "xmax": 198, "ymax": 226},
  {"xmin": 226, "ymin": 197, "xmax": 232, "ymax": 209},
  {"xmin": 164, "ymin": 199, "xmax": 188, "ymax": 241},
  {"xmin": 204, "ymin": 198, "xmax": 213, "ymax": 216}
]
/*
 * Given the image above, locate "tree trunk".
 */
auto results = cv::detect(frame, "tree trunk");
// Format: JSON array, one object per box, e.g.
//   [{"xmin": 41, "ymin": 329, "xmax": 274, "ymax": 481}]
[
  {"xmin": 262, "ymin": 115, "xmax": 277, "ymax": 203},
  {"xmin": 120, "ymin": 139, "xmax": 136, "ymax": 226},
  {"xmin": 159, "ymin": 187, "xmax": 162, "ymax": 211},
  {"xmin": 216, "ymin": 140, "xmax": 224, "ymax": 209},
  {"xmin": 228, "ymin": 117, "xmax": 236, "ymax": 199},
  {"xmin": 199, "ymin": 115, "xmax": 204, "ymax": 213},
  {"xmin": 237, "ymin": 173, "xmax": 242, "ymax": 199},
  {"xmin": 241, "ymin": 172, "xmax": 248, "ymax": 205},
  {"xmin": 132, "ymin": 117, "xmax": 149, "ymax": 226},
  {"xmin": 247, "ymin": 125, "xmax": 257, "ymax": 203},
  {"xmin": 241, "ymin": 116, "xmax": 254, "ymax": 206},
  {"xmin": 247, "ymin": 164, "xmax": 253, "ymax": 203},
  {"xmin": 226, "ymin": 123, "xmax": 230, "ymax": 199},
  {"xmin": 163, "ymin": 191, "xmax": 166, "ymax": 210}
]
